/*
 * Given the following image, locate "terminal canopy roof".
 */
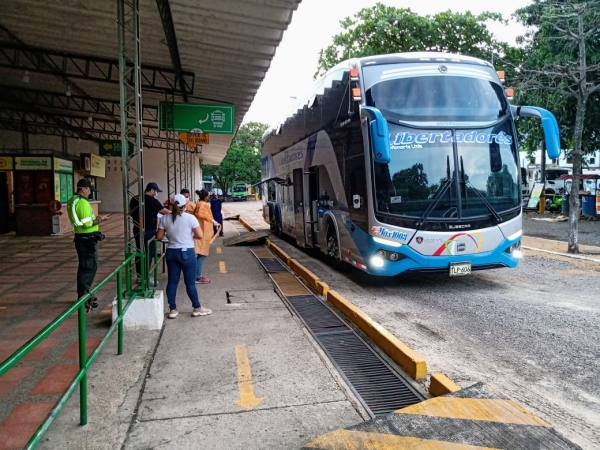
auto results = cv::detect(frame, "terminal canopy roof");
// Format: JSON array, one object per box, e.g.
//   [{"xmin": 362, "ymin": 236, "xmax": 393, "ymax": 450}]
[{"xmin": 0, "ymin": 0, "xmax": 301, "ymax": 164}]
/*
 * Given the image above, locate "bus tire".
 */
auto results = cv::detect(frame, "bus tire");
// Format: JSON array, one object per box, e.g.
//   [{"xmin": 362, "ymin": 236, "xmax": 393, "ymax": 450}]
[
  {"xmin": 277, "ymin": 215, "xmax": 284, "ymax": 237},
  {"xmin": 269, "ymin": 206, "xmax": 277, "ymax": 233},
  {"xmin": 326, "ymin": 224, "xmax": 342, "ymax": 268}
]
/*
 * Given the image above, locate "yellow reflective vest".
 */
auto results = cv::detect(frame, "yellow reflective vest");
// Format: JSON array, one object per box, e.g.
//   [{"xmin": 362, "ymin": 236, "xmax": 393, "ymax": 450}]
[{"xmin": 67, "ymin": 194, "xmax": 99, "ymax": 234}]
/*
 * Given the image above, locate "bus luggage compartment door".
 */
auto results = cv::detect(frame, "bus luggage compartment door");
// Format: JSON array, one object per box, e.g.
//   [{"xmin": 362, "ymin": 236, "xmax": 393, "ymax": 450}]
[
  {"xmin": 304, "ymin": 168, "xmax": 319, "ymax": 246},
  {"xmin": 293, "ymin": 169, "xmax": 305, "ymax": 246}
]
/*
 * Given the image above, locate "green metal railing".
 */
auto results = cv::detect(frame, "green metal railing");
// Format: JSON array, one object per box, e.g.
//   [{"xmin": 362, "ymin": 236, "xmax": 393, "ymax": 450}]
[
  {"xmin": 146, "ymin": 236, "xmax": 167, "ymax": 290},
  {"xmin": 0, "ymin": 254, "xmax": 140, "ymax": 449}
]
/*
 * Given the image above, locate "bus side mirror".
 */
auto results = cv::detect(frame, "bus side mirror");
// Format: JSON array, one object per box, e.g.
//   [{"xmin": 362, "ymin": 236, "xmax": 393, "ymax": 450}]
[
  {"xmin": 511, "ymin": 106, "xmax": 561, "ymax": 159},
  {"xmin": 361, "ymin": 106, "xmax": 391, "ymax": 164}
]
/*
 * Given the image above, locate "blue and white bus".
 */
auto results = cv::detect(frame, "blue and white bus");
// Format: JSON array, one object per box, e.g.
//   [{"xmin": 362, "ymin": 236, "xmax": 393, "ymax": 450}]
[{"xmin": 260, "ymin": 52, "xmax": 560, "ymax": 277}]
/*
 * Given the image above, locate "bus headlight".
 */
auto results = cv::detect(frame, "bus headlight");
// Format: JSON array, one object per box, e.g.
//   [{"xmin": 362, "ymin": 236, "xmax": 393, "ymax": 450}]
[
  {"xmin": 370, "ymin": 255, "xmax": 385, "ymax": 268},
  {"xmin": 504, "ymin": 241, "xmax": 522, "ymax": 258}
]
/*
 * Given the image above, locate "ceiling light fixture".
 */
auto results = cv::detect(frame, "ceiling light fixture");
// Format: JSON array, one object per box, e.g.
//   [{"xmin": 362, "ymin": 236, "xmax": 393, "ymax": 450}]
[
  {"xmin": 66, "ymin": 86, "xmax": 72, "ymax": 97},
  {"xmin": 23, "ymin": 70, "xmax": 30, "ymax": 83}
]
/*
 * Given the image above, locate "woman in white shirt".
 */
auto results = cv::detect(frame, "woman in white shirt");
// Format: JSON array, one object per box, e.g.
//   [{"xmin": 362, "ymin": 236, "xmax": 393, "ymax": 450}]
[{"xmin": 156, "ymin": 194, "xmax": 212, "ymax": 319}]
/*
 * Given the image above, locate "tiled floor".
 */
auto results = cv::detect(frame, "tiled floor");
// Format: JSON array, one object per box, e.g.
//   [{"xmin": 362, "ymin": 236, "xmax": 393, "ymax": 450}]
[{"xmin": 0, "ymin": 215, "xmax": 130, "ymax": 449}]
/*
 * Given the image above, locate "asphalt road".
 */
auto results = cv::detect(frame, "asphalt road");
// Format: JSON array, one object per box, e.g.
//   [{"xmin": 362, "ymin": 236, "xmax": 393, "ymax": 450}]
[{"xmin": 226, "ymin": 200, "xmax": 600, "ymax": 449}]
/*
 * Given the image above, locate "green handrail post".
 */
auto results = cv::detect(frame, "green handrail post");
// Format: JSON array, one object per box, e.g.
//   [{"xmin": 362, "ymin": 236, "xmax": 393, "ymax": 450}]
[
  {"xmin": 125, "ymin": 253, "xmax": 132, "ymax": 294},
  {"xmin": 117, "ymin": 269, "xmax": 123, "ymax": 355},
  {"xmin": 78, "ymin": 302, "xmax": 88, "ymax": 426},
  {"xmin": 140, "ymin": 252, "xmax": 147, "ymax": 292},
  {"xmin": 153, "ymin": 237, "xmax": 158, "ymax": 287}
]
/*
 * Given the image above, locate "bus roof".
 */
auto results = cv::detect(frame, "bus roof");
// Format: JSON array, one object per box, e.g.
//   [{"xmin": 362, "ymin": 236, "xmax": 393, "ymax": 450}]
[{"xmin": 355, "ymin": 52, "xmax": 493, "ymax": 68}]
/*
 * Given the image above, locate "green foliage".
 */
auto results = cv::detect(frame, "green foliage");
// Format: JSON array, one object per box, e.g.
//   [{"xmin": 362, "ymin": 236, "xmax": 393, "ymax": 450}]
[
  {"xmin": 203, "ymin": 122, "xmax": 269, "ymax": 196},
  {"xmin": 316, "ymin": 3, "xmax": 509, "ymax": 76},
  {"xmin": 510, "ymin": 0, "xmax": 600, "ymax": 157}
]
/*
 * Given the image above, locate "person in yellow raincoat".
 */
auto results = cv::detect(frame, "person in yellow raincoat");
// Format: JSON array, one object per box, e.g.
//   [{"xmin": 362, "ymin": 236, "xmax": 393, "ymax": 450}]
[{"xmin": 193, "ymin": 189, "xmax": 220, "ymax": 283}]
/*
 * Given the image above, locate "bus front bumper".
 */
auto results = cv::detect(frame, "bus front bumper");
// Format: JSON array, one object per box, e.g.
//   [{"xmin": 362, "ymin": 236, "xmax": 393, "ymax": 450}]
[{"xmin": 364, "ymin": 237, "xmax": 522, "ymax": 277}]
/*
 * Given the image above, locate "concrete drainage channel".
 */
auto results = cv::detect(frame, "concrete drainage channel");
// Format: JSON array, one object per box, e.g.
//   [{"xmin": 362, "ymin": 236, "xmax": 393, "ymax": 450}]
[{"xmin": 251, "ymin": 247, "xmax": 424, "ymax": 417}]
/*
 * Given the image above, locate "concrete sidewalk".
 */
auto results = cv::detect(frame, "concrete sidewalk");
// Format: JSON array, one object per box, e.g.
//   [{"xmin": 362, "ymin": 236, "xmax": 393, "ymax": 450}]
[{"xmin": 38, "ymin": 216, "xmax": 365, "ymax": 449}]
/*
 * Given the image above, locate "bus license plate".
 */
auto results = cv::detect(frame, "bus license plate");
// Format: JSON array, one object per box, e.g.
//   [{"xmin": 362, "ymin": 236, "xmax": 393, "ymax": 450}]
[{"xmin": 449, "ymin": 262, "xmax": 471, "ymax": 277}]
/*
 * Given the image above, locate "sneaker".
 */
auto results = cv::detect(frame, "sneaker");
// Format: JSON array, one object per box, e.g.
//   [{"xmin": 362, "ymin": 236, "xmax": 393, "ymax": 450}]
[
  {"xmin": 191, "ymin": 307, "xmax": 212, "ymax": 317},
  {"xmin": 149, "ymin": 277, "xmax": 159, "ymax": 286},
  {"xmin": 167, "ymin": 309, "xmax": 178, "ymax": 319},
  {"xmin": 196, "ymin": 276, "xmax": 211, "ymax": 284},
  {"xmin": 85, "ymin": 296, "xmax": 99, "ymax": 313}
]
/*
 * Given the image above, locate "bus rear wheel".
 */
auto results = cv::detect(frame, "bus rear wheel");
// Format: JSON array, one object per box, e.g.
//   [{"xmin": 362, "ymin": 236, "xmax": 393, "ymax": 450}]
[{"xmin": 326, "ymin": 225, "xmax": 342, "ymax": 268}]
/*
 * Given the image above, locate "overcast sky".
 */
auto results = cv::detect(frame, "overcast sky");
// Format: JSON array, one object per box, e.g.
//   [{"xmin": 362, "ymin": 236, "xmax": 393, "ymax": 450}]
[{"xmin": 243, "ymin": 0, "xmax": 532, "ymax": 127}]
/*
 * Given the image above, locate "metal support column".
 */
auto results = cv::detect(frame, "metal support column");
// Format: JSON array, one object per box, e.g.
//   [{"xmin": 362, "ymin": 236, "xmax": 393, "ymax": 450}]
[
  {"xmin": 166, "ymin": 131, "xmax": 177, "ymax": 200},
  {"xmin": 118, "ymin": 0, "xmax": 147, "ymax": 291},
  {"xmin": 189, "ymin": 150, "xmax": 195, "ymax": 193},
  {"xmin": 178, "ymin": 140, "xmax": 186, "ymax": 191}
]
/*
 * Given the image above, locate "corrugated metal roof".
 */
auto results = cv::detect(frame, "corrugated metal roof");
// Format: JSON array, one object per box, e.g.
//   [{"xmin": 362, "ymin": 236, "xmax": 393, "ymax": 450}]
[{"xmin": 0, "ymin": 0, "xmax": 301, "ymax": 164}]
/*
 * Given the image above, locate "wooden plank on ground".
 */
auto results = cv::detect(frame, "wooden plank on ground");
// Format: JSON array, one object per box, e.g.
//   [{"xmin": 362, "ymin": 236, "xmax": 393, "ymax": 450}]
[{"xmin": 223, "ymin": 231, "xmax": 269, "ymax": 247}]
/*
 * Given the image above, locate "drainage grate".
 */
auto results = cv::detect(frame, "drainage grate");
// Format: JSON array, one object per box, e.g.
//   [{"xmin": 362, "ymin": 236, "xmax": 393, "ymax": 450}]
[
  {"xmin": 286, "ymin": 294, "xmax": 423, "ymax": 416},
  {"xmin": 316, "ymin": 330, "xmax": 423, "ymax": 415},
  {"xmin": 288, "ymin": 295, "xmax": 346, "ymax": 330},
  {"xmin": 258, "ymin": 258, "xmax": 288, "ymax": 273}
]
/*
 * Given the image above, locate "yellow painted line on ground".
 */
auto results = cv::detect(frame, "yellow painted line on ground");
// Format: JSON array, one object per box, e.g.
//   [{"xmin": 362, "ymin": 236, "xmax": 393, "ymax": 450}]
[
  {"xmin": 233, "ymin": 345, "xmax": 263, "ymax": 410},
  {"xmin": 100, "ymin": 309, "xmax": 112, "ymax": 315},
  {"xmin": 219, "ymin": 261, "xmax": 227, "ymax": 273},
  {"xmin": 304, "ymin": 430, "xmax": 499, "ymax": 450},
  {"xmin": 395, "ymin": 397, "xmax": 548, "ymax": 426},
  {"xmin": 216, "ymin": 247, "xmax": 222, "ymax": 254}
]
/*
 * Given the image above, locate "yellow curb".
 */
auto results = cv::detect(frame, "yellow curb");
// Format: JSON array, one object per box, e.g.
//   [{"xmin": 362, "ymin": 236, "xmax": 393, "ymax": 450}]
[
  {"xmin": 238, "ymin": 216, "xmax": 256, "ymax": 232},
  {"xmin": 316, "ymin": 280, "xmax": 329, "ymax": 297},
  {"xmin": 327, "ymin": 290, "xmax": 427, "ymax": 380},
  {"xmin": 289, "ymin": 259, "xmax": 320, "ymax": 290},
  {"xmin": 429, "ymin": 373, "xmax": 461, "ymax": 397},
  {"xmin": 268, "ymin": 242, "xmax": 291, "ymax": 265}
]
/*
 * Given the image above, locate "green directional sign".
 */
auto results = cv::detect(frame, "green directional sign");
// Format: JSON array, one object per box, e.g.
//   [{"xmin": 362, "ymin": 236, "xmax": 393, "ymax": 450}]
[
  {"xmin": 99, "ymin": 140, "xmax": 134, "ymax": 157},
  {"xmin": 159, "ymin": 102, "xmax": 234, "ymax": 134}
]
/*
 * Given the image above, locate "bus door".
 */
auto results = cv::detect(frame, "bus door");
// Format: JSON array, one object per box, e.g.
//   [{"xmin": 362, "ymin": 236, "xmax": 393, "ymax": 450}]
[
  {"xmin": 303, "ymin": 166, "xmax": 319, "ymax": 247},
  {"xmin": 292, "ymin": 168, "xmax": 305, "ymax": 246}
]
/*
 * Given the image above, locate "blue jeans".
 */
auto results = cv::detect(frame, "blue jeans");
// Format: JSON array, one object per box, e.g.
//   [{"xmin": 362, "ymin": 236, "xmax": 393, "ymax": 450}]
[
  {"xmin": 196, "ymin": 254, "xmax": 206, "ymax": 277},
  {"xmin": 165, "ymin": 248, "xmax": 200, "ymax": 310}
]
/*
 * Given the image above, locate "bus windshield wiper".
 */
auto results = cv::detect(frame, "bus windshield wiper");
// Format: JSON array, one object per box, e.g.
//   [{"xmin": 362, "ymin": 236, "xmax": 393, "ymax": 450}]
[
  {"xmin": 460, "ymin": 157, "xmax": 502, "ymax": 224},
  {"xmin": 416, "ymin": 156, "xmax": 453, "ymax": 229}
]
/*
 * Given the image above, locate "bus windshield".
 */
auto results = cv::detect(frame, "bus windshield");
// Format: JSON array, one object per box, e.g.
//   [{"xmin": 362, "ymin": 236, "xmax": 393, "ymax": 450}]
[
  {"xmin": 365, "ymin": 73, "xmax": 508, "ymax": 123},
  {"xmin": 373, "ymin": 121, "xmax": 520, "ymax": 221},
  {"xmin": 231, "ymin": 184, "xmax": 247, "ymax": 193}
]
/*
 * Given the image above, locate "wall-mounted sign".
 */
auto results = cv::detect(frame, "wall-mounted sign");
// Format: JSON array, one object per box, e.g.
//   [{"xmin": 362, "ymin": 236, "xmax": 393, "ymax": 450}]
[
  {"xmin": 53, "ymin": 157, "xmax": 73, "ymax": 173},
  {"xmin": 99, "ymin": 140, "xmax": 135, "ymax": 157},
  {"xmin": 0, "ymin": 156, "xmax": 13, "ymax": 170},
  {"xmin": 15, "ymin": 157, "xmax": 52, "ymax": 170},
  {"xmin": 159, "ymin": 102, "xmax": 234, "ymax": 134},
  {"xmin": 90, "ymin": 154, "xmax": 106, "ymax": 178},
  {"xmin": 178, "ymin": 132, "xmax": 210, "ymax": 148}
]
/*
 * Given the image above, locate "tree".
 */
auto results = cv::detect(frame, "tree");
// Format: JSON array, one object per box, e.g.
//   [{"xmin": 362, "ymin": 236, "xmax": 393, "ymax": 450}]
[
  {"xmin": 316, "ymin": 3, "xmax": 510, "ymax": 76},
  {"xmin": 512, "ymin": 0, "xmax": 600, "ymax": 253},
  {"xmin": 203, "ymin": 122, "xmax": 269, "ymax": 197}
]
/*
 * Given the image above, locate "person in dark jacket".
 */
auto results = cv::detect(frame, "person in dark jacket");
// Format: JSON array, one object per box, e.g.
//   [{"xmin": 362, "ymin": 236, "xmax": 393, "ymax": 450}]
[
  {"xmin": 129, "ymin": 182, "xmax": 171, "ymax": 281},
  {"xmin": 209, "ymin": 192, "xmax": 224, "ymax": 237}
]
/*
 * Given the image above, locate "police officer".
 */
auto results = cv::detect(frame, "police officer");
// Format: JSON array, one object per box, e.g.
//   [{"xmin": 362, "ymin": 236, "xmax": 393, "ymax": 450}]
[{"xmin": 68, "ymin": 178, "xmax": 107, "ymax": 312}]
